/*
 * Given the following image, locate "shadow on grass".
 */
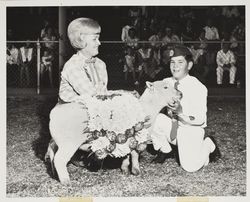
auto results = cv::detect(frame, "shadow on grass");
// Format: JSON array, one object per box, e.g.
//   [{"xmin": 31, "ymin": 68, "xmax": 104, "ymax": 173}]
[{"xmin": 31, "ymin": 97, "xmax": 58, "ymax": 178}]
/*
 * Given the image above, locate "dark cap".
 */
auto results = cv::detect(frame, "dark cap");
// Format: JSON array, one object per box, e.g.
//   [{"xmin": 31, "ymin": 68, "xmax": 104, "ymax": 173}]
[{"xmin": 169, "ymin": 45, "xmax": 192, "ymax": 58}]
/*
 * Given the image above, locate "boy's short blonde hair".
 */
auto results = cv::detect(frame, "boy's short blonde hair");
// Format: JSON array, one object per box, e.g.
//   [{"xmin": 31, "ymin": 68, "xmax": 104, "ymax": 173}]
[{"xmin": 67, "ymin": 18, "xmax": 100, "ymax": 50}]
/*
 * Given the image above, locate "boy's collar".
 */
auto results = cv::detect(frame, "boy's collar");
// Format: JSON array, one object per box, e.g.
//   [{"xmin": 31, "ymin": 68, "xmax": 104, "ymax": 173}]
[{"xmin": 173, "ymin": 74, "xmax": 190, "ymax": 84}]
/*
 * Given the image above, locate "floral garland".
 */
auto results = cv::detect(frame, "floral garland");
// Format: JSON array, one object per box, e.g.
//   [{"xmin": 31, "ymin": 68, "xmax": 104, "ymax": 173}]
[{"xmin": 76, "ymin": 91, "xmax": 149, "ymax": 159}]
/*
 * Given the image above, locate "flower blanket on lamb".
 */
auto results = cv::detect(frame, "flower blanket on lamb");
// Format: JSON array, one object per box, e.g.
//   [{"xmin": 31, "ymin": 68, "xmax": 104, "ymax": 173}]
[{"xmin": 75, "ymin": 90, "xmax": 149, "ymax": 159}]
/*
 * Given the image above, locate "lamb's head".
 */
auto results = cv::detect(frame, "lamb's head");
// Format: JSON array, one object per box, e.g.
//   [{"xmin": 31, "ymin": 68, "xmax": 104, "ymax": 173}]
[{"xmin": 140, "ymin": 80, "xmax": 182, "ymax": 111}]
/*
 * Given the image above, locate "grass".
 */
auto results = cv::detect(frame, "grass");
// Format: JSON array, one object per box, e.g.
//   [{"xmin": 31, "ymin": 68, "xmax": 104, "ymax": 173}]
[{"xmin": 6, "ymin": 96, "xmax": 246, "ymax": 197}]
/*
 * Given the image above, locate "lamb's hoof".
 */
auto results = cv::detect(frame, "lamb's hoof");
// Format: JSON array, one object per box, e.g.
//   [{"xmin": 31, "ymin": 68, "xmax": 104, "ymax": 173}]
[
  {"xmin": 131, "ymin": 167, "xmax": 140, "ymax": 176},
  {"xmin": 60, "ymin": 178, "xmax": 71, "ymax": 186},
  {"xmin": 121, "ymin": 168, "xmax": 130, "ymax": 175}
]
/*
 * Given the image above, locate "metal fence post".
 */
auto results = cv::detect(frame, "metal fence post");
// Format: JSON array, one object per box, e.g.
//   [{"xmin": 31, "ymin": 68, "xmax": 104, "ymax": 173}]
[{"xmin": 36, "ymin": 41, "xmax": 41, "ymax": 94}]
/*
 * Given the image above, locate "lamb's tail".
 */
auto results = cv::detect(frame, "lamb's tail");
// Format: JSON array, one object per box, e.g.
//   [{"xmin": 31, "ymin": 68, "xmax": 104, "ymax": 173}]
[{"xmin": 45, "ymin": 139, "xmax": 58, "ymax": 176}]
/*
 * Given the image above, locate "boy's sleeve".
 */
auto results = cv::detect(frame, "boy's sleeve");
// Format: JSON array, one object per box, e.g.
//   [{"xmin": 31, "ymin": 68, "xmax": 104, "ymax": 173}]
[{"xmin": 189, "ymin": 85, "xmax": 207, "ymax": 125}]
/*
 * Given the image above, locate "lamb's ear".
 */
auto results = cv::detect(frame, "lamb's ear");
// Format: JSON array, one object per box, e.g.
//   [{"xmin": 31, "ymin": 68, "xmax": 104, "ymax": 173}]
[{"xmin": 146, "ymin": 81, "xmax": 154, "ymax": 91}]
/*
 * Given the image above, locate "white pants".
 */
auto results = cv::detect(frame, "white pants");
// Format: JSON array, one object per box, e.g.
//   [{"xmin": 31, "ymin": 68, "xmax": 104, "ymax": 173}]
[
  {"xmin": 216, "ymin": 65, "xmax": 237, "ymax": 84},
  {"xmin": 151, "ymin": 113, "xmax": 214, "ymax": 172}
]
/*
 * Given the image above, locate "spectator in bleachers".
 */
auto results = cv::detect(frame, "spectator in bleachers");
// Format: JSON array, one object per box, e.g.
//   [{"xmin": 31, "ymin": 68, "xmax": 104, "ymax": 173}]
[
  {"xmin": 231, "ymin": 18, "xmax": 245, "ymax": 55},
  {"xmin": 222, "ymin": 6, "xmax": 240, "ymax": 19},
  {"xmin": 229, "ymin": 32, "xmax": 239, "ymax": 55},
  {"xmin": 189, "ymin": 43, "xmax": 208, "ymax": 84},
  {"xmin": 205, "ymin": 7, "xmax": 221, "ymax": 20},
  {"xmin": 162, "ymin": 26, "xmax": 181, "ymax": 46},
  {"xmin": 148, "ymin": 28, "xmax": 163, "ymax": 65},
  {"xmin": 121, "ymin": 18, "xmax": 134, "ymax": 42},
  {"xmin": 149, "ymin": 17, "xmax": 159, "ymax": 35},
  {"xmin": 7, "ymin": 43, "xmax": 19, "ymax": 66},
  {"xmin": 181, "ymin": 19, "xmax": 196, "ymax": 43},
  {"xmin": 19, "ymin": 41, "xmax": 34, "ymax": 87},
  {"xmin": 179, "ymin": 6, "xmax": 195, "ymax": 21},
  {"xmin": 138, "ymin": 17, "xmax": 151, "ymax": 40},
  {"xmin": 42, "ymin": 26, "xmax": 57, "ymax": 52},
  {"xmin": 128, "ymin": 6, "xmax": 142, "ymax": 20},
  {"xmin": 125, "ymin": 27, "xmax": 140, "ymax": 50},
  {"xmin": 7, "ymin": 43, "xmax": 20, "ymax": 87},
  {"xmin": 203, "ymin": 18, "xmax": 220, "ymax": 41},
  {"xmin": 193, "ymin": 29, "xmax": 209, "ymax": 83},
  {"xmin": 137, "ymin": 42, "xmax": 156, "ymax": 82},
  {"xmin": 197, "ymin": 29, "xmax": 208, "ymax": 50},
  {"xmin": 123, "ymin": 46, "xmax": 137, "ymax": 85},
  {"xmin": 40, "ymin": 19, "xmax": 50, "ymax": 39},
  {"xmin": 216, "ymin": 42, "xmax": 237, "ymax": 87},
  {"xmin": 203, "ymin": 18, "xmax": 220, "ymax": 74},
  {"xmin": 232, "ymin": 18, "xmax": 245, "ymax": 41},
  {"xmin": 41, "ymin": 48, "xmax": 54, "ymax": 87}
]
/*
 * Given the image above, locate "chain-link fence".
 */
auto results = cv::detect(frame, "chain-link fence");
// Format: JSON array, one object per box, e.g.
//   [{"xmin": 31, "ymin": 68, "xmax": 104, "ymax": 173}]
[{"xmin": 6, "ymin": 40, "xmax": 245, "ymax": 95}]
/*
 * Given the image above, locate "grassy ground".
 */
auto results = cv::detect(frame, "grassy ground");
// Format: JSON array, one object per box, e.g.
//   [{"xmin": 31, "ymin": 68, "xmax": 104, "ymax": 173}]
[{"xmin": 6, "ymin": 96, "xmax": 246, "ymax": 197}]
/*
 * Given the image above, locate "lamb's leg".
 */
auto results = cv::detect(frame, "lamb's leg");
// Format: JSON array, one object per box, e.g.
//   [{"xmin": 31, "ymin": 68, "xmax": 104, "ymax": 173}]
[
  {"xmin": 121, "ymin": 155, "xmax": 130, "ymax": 175},
  {"xmin": 44, "ymin": 139, "xmax": 57, "ymax": 176},
  {"xmin": 53, "ymin": 142, "xmax": 80, "ymax": 185},
  {"xmin": 131, "ymin": 150, "xmax": 140, "ymax": 175},
  {"xmin": 49, "ymin": 102, "xmax": 89, "ymax": 184}
]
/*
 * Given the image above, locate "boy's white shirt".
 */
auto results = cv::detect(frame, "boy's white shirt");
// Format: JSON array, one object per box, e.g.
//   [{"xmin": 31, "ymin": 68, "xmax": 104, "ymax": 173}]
[{"xmin": 163, "ymin": 74, "xmax": 208, "ymax": 127}]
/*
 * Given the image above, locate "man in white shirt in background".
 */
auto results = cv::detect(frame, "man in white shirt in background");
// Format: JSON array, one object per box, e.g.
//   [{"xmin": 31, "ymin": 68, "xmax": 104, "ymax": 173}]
[{"xmin": 216, "ymin": 42, "xmax": 237, "ymax": 87}]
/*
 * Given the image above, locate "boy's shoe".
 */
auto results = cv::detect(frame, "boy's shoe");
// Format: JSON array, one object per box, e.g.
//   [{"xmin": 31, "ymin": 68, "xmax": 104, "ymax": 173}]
[
  {"xmin": 208, "ymin": 136, "xmax": 221, "ymax": 162},
  {"xmin": 152, "ymin": 151, "xmax": 173, "ymax": 164}
]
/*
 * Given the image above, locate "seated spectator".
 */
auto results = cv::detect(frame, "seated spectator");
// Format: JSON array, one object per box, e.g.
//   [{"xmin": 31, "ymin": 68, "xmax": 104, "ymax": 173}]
[
  {"xmin": 138, "ymin": 17, "xmax": 151, "ymax": 40},
  {"xmin": 125, "ymin": 27, "xmax": 140, "ymax": 50},
  {"xmin": 128, "ymin": 6, "xmax": 142, "ymax": 20},
  {"xmin": 229, "ymin": 32, "xmax": 239, "ymax": 55},
  {"xmin": 41, "ymin": 26, "xmax": 57, "ymax": 52},
  {"xmin": 162, "ymin": 26, "xmax": 181, "ymax": 46},
  {"xmin": 181, "ymin": 19, "xmax": 196, "ymax": 43},
  {"xmin": 7, "ymin": 43, "xmax": 19, "ymax": 66},
  {"xmin": 149, "ymin": 17, "xmax": 159, "ymax": 36},
  {"xmin": 179, "ymin": 6, "xmax": 195, "ymax": 21},
  {"xmin": 192, "ymin": 29, "xmax": 209, "ymax": 83},
  {"xmin": 41, "ymin": 48, "xmax": 54, "ymax": 87},
  {"xmin": 137, "ymin": 43, "xmax": 157, "ymax": 82},
  {"xmin": 203, "ymin": 18, "xmax": 220, "ymax": 70},
  {"xmin": 222, "ymin": 6, "xmax": 240, "ymax": 19},
  {"xmin": 153, "ymin": 44, "xmax": 174, "ymax": 80},
  {"xmin": 123, "ymin": 46, "xmax": 137, "ymax": 85},
  {"xmin": 216, "ymin": 43, "xmax": 237, "ymax": 86},
  {"xmin": 7, "ymin": 43, "xmax": 20, "ymax": 87},
  {"xmin": 19, "ymin": 41, "xmax": 34, "ymax": 87},
  {"xmin": 189, "ymin": 44, "xmax": 208, "ymax": 84},
  {"xmin": 40, "ymin": 19, "xmax": 50, "ymax": 39},
  {"xmin": 203, "ymin": 18, "xmax": 220, "ymax": 41},
  {"xmin": 197, "ymin": 29, "xmax": 208, "ymax": 50},
  {"xmin": 121, "ymin": 18, "xmax": 134, "ymax": 42},
  {"xmin": 231, "ymin": 18, "xmax": 245, "ymax": 55},
  {"xmin": 148, "ymin": 28, "xmax": 164, "ymax": 65}
]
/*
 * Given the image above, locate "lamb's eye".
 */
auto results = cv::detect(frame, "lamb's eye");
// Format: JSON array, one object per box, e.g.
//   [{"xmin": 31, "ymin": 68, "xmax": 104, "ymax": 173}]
[{"xmin": 164, "ymin": 86, "xmax": 168, "ymax": 89}]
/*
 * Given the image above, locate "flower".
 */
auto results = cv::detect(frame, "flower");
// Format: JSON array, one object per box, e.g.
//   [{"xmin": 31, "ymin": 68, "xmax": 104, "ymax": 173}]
[{"xmin": 80, "ymin": 90, "xmax": 149, "ymax": 158}]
